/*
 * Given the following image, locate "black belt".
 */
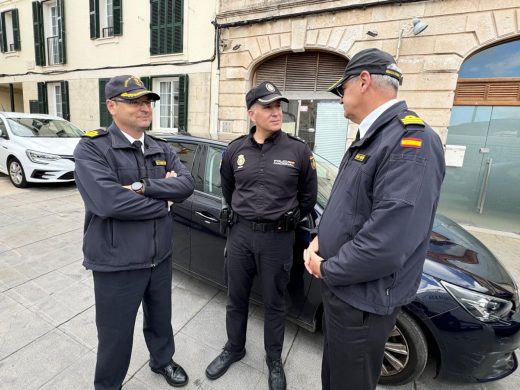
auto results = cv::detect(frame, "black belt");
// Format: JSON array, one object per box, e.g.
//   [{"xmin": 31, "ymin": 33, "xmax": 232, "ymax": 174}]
[{"xmin": 236, "ymin": 215, "xmax": 283, "ymax": 232}]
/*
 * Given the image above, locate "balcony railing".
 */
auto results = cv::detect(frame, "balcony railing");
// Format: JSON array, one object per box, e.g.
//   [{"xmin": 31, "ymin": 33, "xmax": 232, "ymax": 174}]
[
  {"xmin": 102, "ymin": 27, "xmax": 114, "ymax": 38},
  {"xmin": 46, "ymin": 35, "xmax": 61, "ymax": 65}
]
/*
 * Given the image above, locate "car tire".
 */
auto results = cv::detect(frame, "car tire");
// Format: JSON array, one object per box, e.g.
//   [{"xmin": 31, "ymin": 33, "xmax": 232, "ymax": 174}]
[
  {"xmin": 8, "ymin": 157, "xmax": 29, "ymax": 188},
  {"xmin": 378, "ymin": 311, "xmax": 428, "ymax": 386}
]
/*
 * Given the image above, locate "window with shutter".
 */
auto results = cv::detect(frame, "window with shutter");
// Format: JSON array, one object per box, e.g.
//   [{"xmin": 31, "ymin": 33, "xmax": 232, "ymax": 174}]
[
  {"xmin": 0, "ymin": 12, "xmax": 5, "ymax": 53},
  {"xmin": 0, "ymin": 9, "xmax": 21, "ymax": 52},
  {"xmin": 99, "ymin": 78, "xmax": 112, "ymax": 128},
  {"xmin": 32, "ymin": 1, "xmax": 45, "ymax": 66},
  {"xmin": 151, "ymin": 75, "xmax": 188, "ymax": 132},
  {"xmin": 90, "ymin": 0, "xmax": 122, "ymax": 39},
  {"xmin": 37, "ymin": 82, "xmax": 48, "ymax": 114},
  {"xmin": 150, "ymin": 0, "xmax": 183, "ymax": 55},
  {"xmin": 60, "ymin": 81, "xmax": 70, "ymax": 121}
]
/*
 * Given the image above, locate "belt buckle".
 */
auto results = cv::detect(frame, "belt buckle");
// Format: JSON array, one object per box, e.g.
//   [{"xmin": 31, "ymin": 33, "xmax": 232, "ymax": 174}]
[{"xmin": 250, "ymin": 221, "xmax": 258, "ymax": 231}]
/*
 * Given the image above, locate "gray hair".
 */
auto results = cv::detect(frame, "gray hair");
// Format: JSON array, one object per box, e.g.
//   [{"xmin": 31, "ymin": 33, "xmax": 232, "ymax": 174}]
[{"xmin": 371, "ymin": 63, "xmax": 401, "ymax": 92}]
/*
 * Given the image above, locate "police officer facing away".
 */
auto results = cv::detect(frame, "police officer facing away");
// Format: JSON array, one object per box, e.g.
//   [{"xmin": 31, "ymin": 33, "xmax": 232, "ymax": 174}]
[
  {"xmin": 304, "ymin": 49, "xmax": 445, "ymax": 390},
  {"xmin": 74, "ymin": 75, "xmax": 194, "ymax": 390},
  {"xmin": 205, "ymin": 82, "xmax": 318, "ymax": 390}
]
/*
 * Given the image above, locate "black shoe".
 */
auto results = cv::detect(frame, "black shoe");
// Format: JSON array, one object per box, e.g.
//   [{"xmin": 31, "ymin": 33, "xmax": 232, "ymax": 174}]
[
  {"xmin": 151, "ymin": 360, "xmax": 189, "ymax": 387},
  {"xmin": 266, "ymin": 357, "xmax": 286, "ymax": 390},
  {"xmin": 205, "ymin": 348, "xmax": 246, "ymax": 380}
]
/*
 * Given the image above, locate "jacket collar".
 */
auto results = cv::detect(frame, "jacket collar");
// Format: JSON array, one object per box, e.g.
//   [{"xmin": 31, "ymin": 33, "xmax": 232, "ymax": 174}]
[
  {"xmin": 108, "ymin": 123, "xmax": 163, "ymax": 156},
  {"xmin": 350, "ymin": 100, "xmax": 408, "ymax": 149}
]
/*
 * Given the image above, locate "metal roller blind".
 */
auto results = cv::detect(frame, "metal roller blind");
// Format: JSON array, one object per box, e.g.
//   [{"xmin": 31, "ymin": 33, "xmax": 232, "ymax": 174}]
[{"xmin": 255, "ymin": 51, "xmax": 347, "ymax": 92}]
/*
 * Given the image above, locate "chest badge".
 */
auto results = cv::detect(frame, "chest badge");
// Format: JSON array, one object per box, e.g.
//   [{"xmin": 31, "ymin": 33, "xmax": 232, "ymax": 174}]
[
  {"xmin": 154, "ymin": 160, "xmax": 167, "ymax": 166},
  {"xmin": 354, "ymin": 153, "xmax": 369, "ymax": 163},
  {"xmin": 237, "ymin": 154, "xmax": 246, "ymax": 169}
]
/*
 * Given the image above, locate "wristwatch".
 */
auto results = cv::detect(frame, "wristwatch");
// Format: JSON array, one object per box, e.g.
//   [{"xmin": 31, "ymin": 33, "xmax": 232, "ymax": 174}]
[{"xmin": 131, "ymin": 181, "xmax": 144, "ymax": 194}]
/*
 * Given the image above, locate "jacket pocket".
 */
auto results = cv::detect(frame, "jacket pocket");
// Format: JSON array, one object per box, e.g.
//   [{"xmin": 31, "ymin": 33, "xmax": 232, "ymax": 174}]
[
  {"xmin": 154, "ymin": 213, "xmax": 174, "ymax": 261},
  {"xmin": 112, "ymin": 219, "xmax": 154, "ymax": 266}
]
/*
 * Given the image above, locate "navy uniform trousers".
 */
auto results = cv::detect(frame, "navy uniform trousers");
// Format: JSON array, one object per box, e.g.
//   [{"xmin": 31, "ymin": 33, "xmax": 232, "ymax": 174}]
[
  {"xmin": 320, "ymin": 281, "xmax": 400, "ymax": 390},
  {"xmin": 93, "ymin": 257, "xmax": 175, "ymax": 390},
  {"xmin": 225, "ymin": 221, "xmax": 295, "ymax": 360}
]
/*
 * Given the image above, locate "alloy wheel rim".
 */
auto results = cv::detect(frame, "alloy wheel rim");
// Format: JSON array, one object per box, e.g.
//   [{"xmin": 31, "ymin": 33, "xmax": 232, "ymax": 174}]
[
  {"xmin": 9, "ymin": 162, "xmax": 23, "ymax": 185},
  {"xmin": 381, "ymin": 326, "xmax": 410, "ymax": 377}
]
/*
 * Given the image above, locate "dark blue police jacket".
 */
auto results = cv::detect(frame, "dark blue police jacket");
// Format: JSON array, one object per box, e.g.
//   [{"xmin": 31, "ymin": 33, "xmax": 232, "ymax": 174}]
[
  {"xmin": 74, "ymin": 123, "xmax": 194, "ymax": 272},
  {"xmin": 318, "ymin": 101, "xmax": 445, "ymax": 315}
]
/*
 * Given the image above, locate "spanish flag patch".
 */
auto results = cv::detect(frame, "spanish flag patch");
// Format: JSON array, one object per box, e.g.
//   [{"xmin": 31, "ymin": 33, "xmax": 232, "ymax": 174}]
[{"xmin": 401, "ymin": 138, "xmax": 422, "ymax": 148}]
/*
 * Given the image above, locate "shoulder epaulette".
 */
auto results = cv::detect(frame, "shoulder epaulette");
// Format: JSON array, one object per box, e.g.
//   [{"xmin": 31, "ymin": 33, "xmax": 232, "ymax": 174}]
[
  {"xmin": 399, "ymin": 111, "xmax": 425, "ymax": 127},
  {"xmin": 287, "ymin": 134, "xmax": 306, "ymax": 143},
  {"xmin": 82, "ymin": 129, "xmax": 108, "ymax": 138},
  {"xmin": 228, "ymin": 134, "xmax": 247, "ymax": 145}
]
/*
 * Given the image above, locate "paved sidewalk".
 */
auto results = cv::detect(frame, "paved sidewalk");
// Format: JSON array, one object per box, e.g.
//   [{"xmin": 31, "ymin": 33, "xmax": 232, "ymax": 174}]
[{"xmin": 0, "ymin": 175, "xmax": 519, "ymax": 390}]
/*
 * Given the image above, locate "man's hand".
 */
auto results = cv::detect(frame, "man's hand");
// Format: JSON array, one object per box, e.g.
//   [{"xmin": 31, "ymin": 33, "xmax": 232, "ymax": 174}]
[
  {"xmin": 165, "ymin": 170, "xmax": 177, "ymax": 178},
  {"xmin": 304, "ymin": 237, "xmax": 323, "ymax": 278}
]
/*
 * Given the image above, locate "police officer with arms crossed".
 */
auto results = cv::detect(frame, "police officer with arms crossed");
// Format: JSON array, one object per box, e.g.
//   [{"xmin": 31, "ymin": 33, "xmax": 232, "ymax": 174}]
[
  {"xmin": 304, "ymin": 49, "xmax": 445, "ymax": 390},
  {"xmin": 205, "ymin": 81, "xmax": 318, "ymax": 390},
  {"xmin": 74, "ymin": 75, "xmax": 194, "ymax": 390}
]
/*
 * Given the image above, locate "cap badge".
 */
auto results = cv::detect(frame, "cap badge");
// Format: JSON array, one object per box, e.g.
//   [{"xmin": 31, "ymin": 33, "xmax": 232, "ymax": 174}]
[
  {"xmin": 266, "ymin": 83, "xmax": 275, "ymax": 92},
  {"xmin": 124, "ymin": 76, "xmax": 144, "ymax": 88},
  {"xmin": 237, "ymin": 154, "xmax": 246, "ymax": 168}
]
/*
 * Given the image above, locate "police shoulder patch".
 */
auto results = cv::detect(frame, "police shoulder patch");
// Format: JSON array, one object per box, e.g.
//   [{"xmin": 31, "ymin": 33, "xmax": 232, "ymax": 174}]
[
  {"xmin": 82, "ymin": 129, "xmax": 108, "ymax": 138},
  {"xmin": 287, "ymin": 134, "xmax": 306, "ymax": 143},
  {"xmin": 399, "ymin": 111, "xmax": 425, "ymax": 127}
]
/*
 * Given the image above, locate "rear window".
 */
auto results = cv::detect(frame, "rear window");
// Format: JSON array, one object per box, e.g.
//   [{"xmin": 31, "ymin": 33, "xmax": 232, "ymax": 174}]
[{"xmin": 7, "ymin": 117, "xmax": 83, "ymax": 138}]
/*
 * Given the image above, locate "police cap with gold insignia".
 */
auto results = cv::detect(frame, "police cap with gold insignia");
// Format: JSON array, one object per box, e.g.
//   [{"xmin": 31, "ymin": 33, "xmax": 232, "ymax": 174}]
[
  {"xmin": 328, "ymin": 48, "xmax": 403, "ymax": 97},
  {"xmin": 246, "ymin": 81, "xmax": 289, "ymax": 109},
  {"xmin": 105, "ymin": 75, "xmax": 160, "ymax": 101}
]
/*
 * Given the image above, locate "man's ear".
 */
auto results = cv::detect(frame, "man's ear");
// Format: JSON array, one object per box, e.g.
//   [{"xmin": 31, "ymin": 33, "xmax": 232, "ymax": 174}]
[
  {"xmin": 359, "ymin": 71, "xmax": 371, "ymax": 92},
  {"xmin": 247, "ymin": 109, "xmax": 256, "ymax": 123},
  {"xmin": 106, "ymin": 100, "xmax": 116, "ymax": 115}
]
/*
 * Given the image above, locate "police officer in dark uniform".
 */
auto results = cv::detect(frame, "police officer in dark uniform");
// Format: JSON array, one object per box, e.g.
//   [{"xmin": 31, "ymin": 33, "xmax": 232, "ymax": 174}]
[
  {"xmin": 304, "ymin": 49, "xmax": 445, "ymax": 390},
  {"xmin": 205, "ymin": 81, "xmax": 318, "ymax": 390},
  {"xmin": 74, "ymin": 75, "xmax": 194, "ymax": 390}
]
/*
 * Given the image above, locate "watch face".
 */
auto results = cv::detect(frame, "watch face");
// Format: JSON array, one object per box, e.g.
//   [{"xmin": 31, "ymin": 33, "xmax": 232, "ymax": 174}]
[{"xmin": 131, "ymin": 181, "xmax": 143, "ymax": 191}]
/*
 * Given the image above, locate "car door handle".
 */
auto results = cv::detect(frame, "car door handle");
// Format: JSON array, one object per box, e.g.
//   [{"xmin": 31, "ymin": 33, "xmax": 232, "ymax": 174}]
[{"xmin": 195, "ymin": 211, "xmax": 219, "ymax": 224}]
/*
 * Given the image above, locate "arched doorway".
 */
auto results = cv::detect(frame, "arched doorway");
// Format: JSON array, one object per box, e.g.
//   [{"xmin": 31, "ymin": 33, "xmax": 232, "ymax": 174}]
[
  {"xmin": 254, "ymin": 51, "xmax": 348, "ymax": 165},
  {"xmin": 438, "ymin": 39, "xmax": 520, "ymax": 233}
]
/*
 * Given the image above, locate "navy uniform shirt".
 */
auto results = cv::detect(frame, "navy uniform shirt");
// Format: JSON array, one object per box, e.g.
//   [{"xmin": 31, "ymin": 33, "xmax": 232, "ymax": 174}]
[{"xmin": 220, "ymin": 127, "xmax": 317, "ymax": 222}]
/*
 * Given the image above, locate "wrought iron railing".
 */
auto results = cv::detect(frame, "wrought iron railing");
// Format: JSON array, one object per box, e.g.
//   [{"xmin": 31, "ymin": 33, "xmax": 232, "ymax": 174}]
[{"xmin": 102, "ymin": 27, "xmax": 114, "ymax": 38}]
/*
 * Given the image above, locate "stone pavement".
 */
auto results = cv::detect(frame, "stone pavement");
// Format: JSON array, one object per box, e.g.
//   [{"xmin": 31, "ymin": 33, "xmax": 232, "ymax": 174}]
[{"xmin": 1, "ymin": 174, "xmax": 519, "ymax": 390}]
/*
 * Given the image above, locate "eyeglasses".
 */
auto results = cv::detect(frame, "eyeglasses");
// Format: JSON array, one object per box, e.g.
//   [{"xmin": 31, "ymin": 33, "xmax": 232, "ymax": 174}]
[
  {"xmin": 111, "ymin": 98, "xmax": 156, "ymax": 108},
  {"xmin": 336, "ymin": 75, "xmax": 358, "ymax": 98}
]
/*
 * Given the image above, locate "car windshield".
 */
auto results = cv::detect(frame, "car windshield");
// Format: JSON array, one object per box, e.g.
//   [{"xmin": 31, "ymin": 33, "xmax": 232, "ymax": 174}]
[
  {"xmin": 314, "ymin": 153, "xmax": 338, "ymax": 209},
  {"xmin": 7, "ymin": 117, "xmax": 83, "ymax": 138}
]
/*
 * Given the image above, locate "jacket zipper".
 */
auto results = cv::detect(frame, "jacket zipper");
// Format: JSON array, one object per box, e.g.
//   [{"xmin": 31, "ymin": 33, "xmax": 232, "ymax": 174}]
[{"xmin": 151, "ymin": 219, "xmax": 157, "ymax": 267}]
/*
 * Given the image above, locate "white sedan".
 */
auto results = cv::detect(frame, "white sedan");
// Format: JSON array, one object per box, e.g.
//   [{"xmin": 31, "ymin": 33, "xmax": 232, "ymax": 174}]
[{"xmin": 0, "ymin": 112, "xmax": 83, "ymax": 188}]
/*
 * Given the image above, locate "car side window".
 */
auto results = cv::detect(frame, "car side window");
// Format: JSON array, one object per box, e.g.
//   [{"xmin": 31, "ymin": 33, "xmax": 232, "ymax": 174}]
[
  {"xmin": 0, "ymin": 120, "xmax": 7, "ymax": 138},
  {"xmin": 169, "ymin": 142, "xmax": 197, "ymax": 172},
  {"xmin": 203, "ymin": 146, "xmax": 223, "ymax": 197}
]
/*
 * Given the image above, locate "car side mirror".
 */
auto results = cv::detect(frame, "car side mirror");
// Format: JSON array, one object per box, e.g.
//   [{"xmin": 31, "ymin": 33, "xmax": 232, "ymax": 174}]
[{"xmin": 0, "ymin": 127, "xmax": 6, "ymax": 138}]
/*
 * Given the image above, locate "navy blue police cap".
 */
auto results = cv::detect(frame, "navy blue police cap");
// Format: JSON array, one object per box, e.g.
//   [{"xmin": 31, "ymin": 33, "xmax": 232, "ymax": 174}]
[
  {"xmin": 246, "ymin": 81, "xmax": 289, "ymax": 109},
  {"xmin": 328, "ymin": 48, "xmax": 403, "ymax": 97},
  {"xmin": 105, "ymin": 75, "xmax": 160, "ymax": 101}
]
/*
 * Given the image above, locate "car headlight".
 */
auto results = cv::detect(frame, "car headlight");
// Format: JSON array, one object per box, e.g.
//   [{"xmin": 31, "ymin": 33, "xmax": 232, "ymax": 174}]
[
  {"xmin": 26, "ymin": 149, "xmax": 61, "ymax": 164},
  {"xmin": 441, "ymin": 281, "xmax": 513, "ymax": 323}
]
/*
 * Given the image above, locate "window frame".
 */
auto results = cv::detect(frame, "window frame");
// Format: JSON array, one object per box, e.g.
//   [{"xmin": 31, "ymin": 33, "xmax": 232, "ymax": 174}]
[{"xmin": 0, "ymin": 9, "xmax": 21, "ymax": 53}]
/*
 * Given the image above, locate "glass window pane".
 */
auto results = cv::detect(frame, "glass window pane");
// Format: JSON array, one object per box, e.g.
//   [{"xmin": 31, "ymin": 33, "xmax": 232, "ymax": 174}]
[
  {"xmin": 168, "ymin": 141, "xmax": 197, "ymax": 172},
  {"xmin": 203, "ymin": 146, "xmax": 223, "ymax": 197},
  {"xmin": 459, "ymin": 40, "xmax": 520, "ymax": 78}
]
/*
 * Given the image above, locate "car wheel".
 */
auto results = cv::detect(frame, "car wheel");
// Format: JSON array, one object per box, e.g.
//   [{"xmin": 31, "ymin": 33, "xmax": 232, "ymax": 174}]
[
  {"xmin": 379, "ymin": 311, "xmax": 428, "ymax": 386},
  {"xmin": 8, "ymin": 157, "xmax": 29, "ymax": 188}
]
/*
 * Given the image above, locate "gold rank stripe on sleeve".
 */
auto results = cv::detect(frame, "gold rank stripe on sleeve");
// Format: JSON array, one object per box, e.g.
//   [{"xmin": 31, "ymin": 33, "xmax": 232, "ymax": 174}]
[
  {"xmin": 401, "ymin": 138, "xmax": 423, "ymax": 149},
  {"xmin": 400, "ymin": 115, "xmax": 425, "ymax": 126},
  {"xmin": 83, "ymin": 130, "xmax": 100, "ymax": 137}
]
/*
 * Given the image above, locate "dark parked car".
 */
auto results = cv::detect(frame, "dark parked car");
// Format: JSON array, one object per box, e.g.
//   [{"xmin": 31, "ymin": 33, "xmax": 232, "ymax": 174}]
[{"xmin": 161, "ymin": 134, "xmax": 520, "ymax": 386}]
